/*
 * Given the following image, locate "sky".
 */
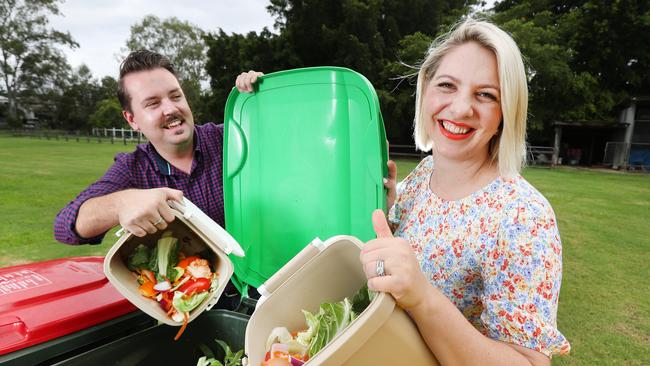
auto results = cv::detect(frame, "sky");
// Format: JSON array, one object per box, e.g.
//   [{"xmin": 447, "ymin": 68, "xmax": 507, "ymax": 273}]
[{"xmin": 50, "ymin": 0, "xmax": 276, "ymax": 79}]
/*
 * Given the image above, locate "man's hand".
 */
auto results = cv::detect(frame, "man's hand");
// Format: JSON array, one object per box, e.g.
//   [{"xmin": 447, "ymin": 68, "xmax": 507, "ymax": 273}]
[
  {"xmin": 235, "ymin": 71, "xmax": 264, "ymax": 93},
  {"xmin": 116, "ymin": 188, "xmax": 183, "ymax": 237},
  {"xmin": 76, "ymin": 188, "xmax": 184, "ymax": 239}
]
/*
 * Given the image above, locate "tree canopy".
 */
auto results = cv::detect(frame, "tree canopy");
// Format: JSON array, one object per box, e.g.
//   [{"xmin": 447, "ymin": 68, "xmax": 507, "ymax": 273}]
[
  {"xmin": 1, "ymin": 1, "xmax": 648, "ymax": 144},
  {"xmin": 123, "ymin": 15, "xmax": 209, "ymax": 122},
  {"xmin": 0, "ymin": 0, "xmax": 77, "ymax": 126}
]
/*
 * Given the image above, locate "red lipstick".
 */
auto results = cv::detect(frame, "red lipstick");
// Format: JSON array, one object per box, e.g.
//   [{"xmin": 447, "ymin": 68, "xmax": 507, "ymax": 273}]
[{"xmin": 437, "ymin": 119, "xmax": 475, "ymax": 140}]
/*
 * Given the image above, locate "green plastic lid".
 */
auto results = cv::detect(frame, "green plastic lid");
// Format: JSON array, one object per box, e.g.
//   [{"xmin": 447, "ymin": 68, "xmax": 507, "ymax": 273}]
[{"xmin": 223, "ymin": 66, "xmax": 388, "ymax": 290}]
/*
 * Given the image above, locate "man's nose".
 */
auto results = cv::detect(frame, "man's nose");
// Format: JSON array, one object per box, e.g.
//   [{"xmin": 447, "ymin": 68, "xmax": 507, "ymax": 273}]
[
  {"xmin": 161, "ymin": 98, "xmax": 179, "ymax": 115},
  {"xmin": 449, "ymin": 93, "xmax": 474, "ymax": 119}
]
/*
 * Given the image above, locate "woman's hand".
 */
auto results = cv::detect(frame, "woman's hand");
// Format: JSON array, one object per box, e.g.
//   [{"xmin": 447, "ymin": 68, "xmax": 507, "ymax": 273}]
[
  {"xmin": 360, "ymin": 209, "xmax": 431, "ymax": 311},
  {"xmin": 384, "ymin": 159, "xmax": 397, "ymax": 212},
  {"xmin": 235, "ymin": 70, "xmax": 264, "ymax": 93}
]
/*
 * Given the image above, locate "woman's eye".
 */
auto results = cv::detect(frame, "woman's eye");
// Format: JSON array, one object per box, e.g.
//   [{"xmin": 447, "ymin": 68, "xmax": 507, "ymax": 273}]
[
  {"xmin": 437, "ymin": 82, "xmax": 453, "ymax": 88},
  {"xmin": 478, "ymin": 92, "xmax": 497, "ymax": 101}
]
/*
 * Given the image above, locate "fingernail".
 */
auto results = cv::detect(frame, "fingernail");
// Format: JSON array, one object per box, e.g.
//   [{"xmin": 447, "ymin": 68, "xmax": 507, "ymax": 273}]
[{"xmin": 383, "ymin": 178, "xmax": 388, "ymax": 184}]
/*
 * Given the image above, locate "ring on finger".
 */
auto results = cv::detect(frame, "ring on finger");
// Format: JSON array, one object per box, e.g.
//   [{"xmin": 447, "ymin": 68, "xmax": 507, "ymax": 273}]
[
  {"xmin": 375, "ymin": 259, "xmax": 386, "ymax": 277},
  {"xmin": 153, "ymin": 217, "xmax": 164, "ymax": 226}
]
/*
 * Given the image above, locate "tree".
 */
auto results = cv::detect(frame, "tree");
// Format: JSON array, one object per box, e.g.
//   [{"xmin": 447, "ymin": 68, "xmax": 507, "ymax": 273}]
[
  {"xmin": 205, "ymin": 0, "xmax": 473, "ymax": 142},
  {"xmin": 0, "ymin": 0, "xmax": 77, "ymax": 126},
  {"xmin": 48, "ymin": 64, "xmax": 104, "ymax": 130},
  {"xmin": 123, "ymin": 15, "xmax": 210, "ymax": 122},
  {"xmin": 490, "ymin": 0, "xmax": 650, "ymax": 142},
  {"xmin": 89, "ymin": 98, "xmax": 124, "ymax": 128},
  {"xmin": 204, "ymin": 28, "xmax": 298, "ymax": 122},
  {"xmin": 124, "ymin": 15, "xmax": 207, "ymax": 82}
]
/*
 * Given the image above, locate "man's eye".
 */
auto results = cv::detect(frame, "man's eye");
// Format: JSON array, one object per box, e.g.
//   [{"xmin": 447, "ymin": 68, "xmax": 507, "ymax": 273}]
[
  {"xmin": 171, "ymin": 94, "xmax": 182, "ymax": 100},
  {"xmin": 145, "ymin": 101, "xmax": 159, "ymax": 108}
]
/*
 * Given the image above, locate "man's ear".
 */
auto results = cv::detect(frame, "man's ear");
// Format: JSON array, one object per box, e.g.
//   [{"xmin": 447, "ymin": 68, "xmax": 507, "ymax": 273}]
[{"xmin": 123, "ymin": 110, "xmax": 138, "ymax": 131}]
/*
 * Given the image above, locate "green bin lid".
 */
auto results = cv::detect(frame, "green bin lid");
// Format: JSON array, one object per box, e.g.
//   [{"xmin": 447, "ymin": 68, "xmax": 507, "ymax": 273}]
[{"xmin": 223, "ymin": 66, "xmax": 388, "ymax": 289}]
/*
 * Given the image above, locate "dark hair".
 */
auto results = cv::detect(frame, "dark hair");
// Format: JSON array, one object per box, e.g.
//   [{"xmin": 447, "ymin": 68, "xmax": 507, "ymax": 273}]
[{"xmin": 117, "ymin": 49, "xmax": 177, "ymax": 112}]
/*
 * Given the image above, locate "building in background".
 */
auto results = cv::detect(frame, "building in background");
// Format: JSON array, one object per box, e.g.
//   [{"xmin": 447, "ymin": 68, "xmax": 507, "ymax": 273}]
[{"xmin": 551, "ymin": 97, "xmax": 650, "ymax": 171}]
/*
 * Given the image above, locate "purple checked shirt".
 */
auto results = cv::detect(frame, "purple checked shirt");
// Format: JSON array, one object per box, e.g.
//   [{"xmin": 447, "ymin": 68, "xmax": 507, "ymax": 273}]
[{"xmin": 54, "ymin": 123, "xmax": 224, "ymax": 244}]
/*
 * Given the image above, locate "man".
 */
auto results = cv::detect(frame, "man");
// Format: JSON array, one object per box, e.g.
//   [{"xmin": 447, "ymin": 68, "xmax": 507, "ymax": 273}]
[{"xmin": 54, "ymin": 49, "xmax": 262, "ymax": 244}]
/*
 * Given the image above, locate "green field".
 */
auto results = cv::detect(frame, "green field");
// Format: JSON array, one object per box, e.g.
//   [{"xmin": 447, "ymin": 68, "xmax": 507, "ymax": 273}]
[{"xmin": 0, "ymin": 136, "xmax": 648, "ymax": 365}]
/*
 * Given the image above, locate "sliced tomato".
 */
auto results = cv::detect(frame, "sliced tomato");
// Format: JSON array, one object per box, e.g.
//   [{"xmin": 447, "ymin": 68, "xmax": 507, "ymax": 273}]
[
  {"xmin": 158, "ymin": 291, "xmax": 173, "ymax": 311},
  {"xmin": 140, "ymin": 269, "xmax": 156, "ymax": 283},
  {"xmin": 177, "ymin": 277, "xmax": 211, "ymax": 296}
]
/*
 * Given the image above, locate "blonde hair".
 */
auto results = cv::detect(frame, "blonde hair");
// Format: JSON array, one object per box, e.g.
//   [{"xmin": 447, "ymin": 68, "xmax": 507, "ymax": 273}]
[{"xmin": 413, "ymin": 19, "xmax": 528, "ymax": 177}]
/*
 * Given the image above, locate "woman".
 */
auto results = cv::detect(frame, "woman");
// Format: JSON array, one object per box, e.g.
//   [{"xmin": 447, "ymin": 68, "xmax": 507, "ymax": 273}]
[{"xmin": 360, "ymin": 19, "xmax": 570, "ymax": 365}]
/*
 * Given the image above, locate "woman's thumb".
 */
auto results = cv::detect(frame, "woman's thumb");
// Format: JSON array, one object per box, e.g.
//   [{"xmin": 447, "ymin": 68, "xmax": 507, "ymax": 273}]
[{"xmin": 372, "ymin": 209, "xmax": 393, "ymax": 238}]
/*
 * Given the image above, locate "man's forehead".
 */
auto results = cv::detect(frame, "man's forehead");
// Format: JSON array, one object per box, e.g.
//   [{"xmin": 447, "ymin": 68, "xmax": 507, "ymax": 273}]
[{"xmin": 123, "ymin": 68, "xmax": 180, "ymax": 98}]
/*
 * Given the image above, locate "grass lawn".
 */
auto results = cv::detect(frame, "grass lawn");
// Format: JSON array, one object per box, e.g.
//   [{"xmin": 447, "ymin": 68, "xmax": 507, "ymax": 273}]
[{"xmin": 1, "ymin": 136, "xmax": 648, "ymax": 365}]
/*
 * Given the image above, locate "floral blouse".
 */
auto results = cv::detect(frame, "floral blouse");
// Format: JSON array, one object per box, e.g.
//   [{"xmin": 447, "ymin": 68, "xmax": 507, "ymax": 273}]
[{"xmin": 389, "ymin": 156, "xmax": 570, "ymax": 357}]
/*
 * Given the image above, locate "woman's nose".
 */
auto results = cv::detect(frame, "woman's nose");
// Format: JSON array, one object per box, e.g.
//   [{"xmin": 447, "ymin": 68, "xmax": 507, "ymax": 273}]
[{"xmin": 449, "ymin": 93, "xmax": 474, "ymax": 119}]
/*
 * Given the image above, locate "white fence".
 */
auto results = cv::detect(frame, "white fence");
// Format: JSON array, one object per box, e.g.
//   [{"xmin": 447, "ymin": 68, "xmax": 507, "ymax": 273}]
[{"xmin": 92, "ymin": 127, "xmax": 146, "ymax": 140}]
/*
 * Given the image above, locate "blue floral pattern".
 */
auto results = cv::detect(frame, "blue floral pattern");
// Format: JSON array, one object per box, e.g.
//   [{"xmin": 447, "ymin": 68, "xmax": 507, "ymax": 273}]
[{"xmin": 389, "ymin": 156, "xmax": 570, "ymax": 356}]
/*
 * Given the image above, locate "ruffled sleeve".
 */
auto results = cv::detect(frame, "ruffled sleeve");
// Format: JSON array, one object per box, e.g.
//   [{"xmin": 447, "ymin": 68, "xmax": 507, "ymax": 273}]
[{"xmin": 480, "ymin": 190, "xmax": 570, "ymax": 357}]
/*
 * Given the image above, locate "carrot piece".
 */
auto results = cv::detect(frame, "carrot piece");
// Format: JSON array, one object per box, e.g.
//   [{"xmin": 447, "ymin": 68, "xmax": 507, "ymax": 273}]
[{"xmin": 174, "ymin": 312, "xmax": 189, "ymax": 341}]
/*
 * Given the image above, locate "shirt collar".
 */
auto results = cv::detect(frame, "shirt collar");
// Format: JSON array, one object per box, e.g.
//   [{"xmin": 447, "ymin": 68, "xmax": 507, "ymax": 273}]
[{"xmin": 148, "ymin": 127, "xmax": 201, "ymax": 176}]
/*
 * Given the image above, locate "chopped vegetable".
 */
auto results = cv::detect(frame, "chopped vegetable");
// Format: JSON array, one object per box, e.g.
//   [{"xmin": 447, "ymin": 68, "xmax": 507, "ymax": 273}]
[
  {"xmin": 196, "ymin": 339, "xmax": 243, "ymax": 366},
  {"xmin": 178, "ymin": 277, "xmax": 212, "ymax": 296},
  {"xmin": 262, "ymin": 284, "xmax": 374, "ymax": 365},
  {"xmin": 187, "ymin": 259, "xmax": 212, "ymax": 278},
  {"xmin": 178, "ymin": 255, "xmax": 201, "ymax": 269},
  {"xmin": 127, "ymin": 244, "xmax": 151, "ymax": 271},
  {"xmin": 174, "ymin": 311, "xmax": 189, "ymax": 341},
  {"xmin": 126, "ymin": 230, "xmax": 218, "ymax": 341},
  {"xmin": 157, "ymin": 231, "xmax": 179, "ymax": 278},
  {"xmin": 173, "ymin": 290, "xmax": 210, "ymax": 313},
  {"xmin": 153, "ymin": 280, "xmax": 172, "ymax": 292},
  {"xmin": 138, "ymin": 280, "xmax": 157, "ymax": 298}
]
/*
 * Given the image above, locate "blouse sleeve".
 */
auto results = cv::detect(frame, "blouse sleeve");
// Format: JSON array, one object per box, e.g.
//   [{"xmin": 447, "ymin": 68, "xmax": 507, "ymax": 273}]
[{"xmin": 480, "ymin": 195, "xmax": 571, "ymax": 357}]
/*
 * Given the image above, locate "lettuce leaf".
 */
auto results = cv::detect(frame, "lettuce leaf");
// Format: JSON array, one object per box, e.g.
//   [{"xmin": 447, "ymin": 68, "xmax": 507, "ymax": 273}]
[
  {"xmin": 307, "ymin": 297, "xmax": 355, "ymax": 357},
  {"xmin": 127, "ymin": 244, "xmax": 151, "ymax": 271},
  {"xmin": 157, "ymin": 231, "xmax": 179, "ymax": 279},
  {"xmin": 351, "ymin": 283, "xmax": 375, "ymax": 314},
  {"xmin": 173, "ymin": 291, "xmax": 210, "ymax": 313}
]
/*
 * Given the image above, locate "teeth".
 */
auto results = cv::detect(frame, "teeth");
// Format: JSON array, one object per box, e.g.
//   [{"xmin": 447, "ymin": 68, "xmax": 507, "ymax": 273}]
[
  {"xmin": 165, "ymin": 120, "xmax": 182, "ymax": 128},
  {"xmin": 442, "ymin": 121, "xmax": 470, "ymax": 134}
]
